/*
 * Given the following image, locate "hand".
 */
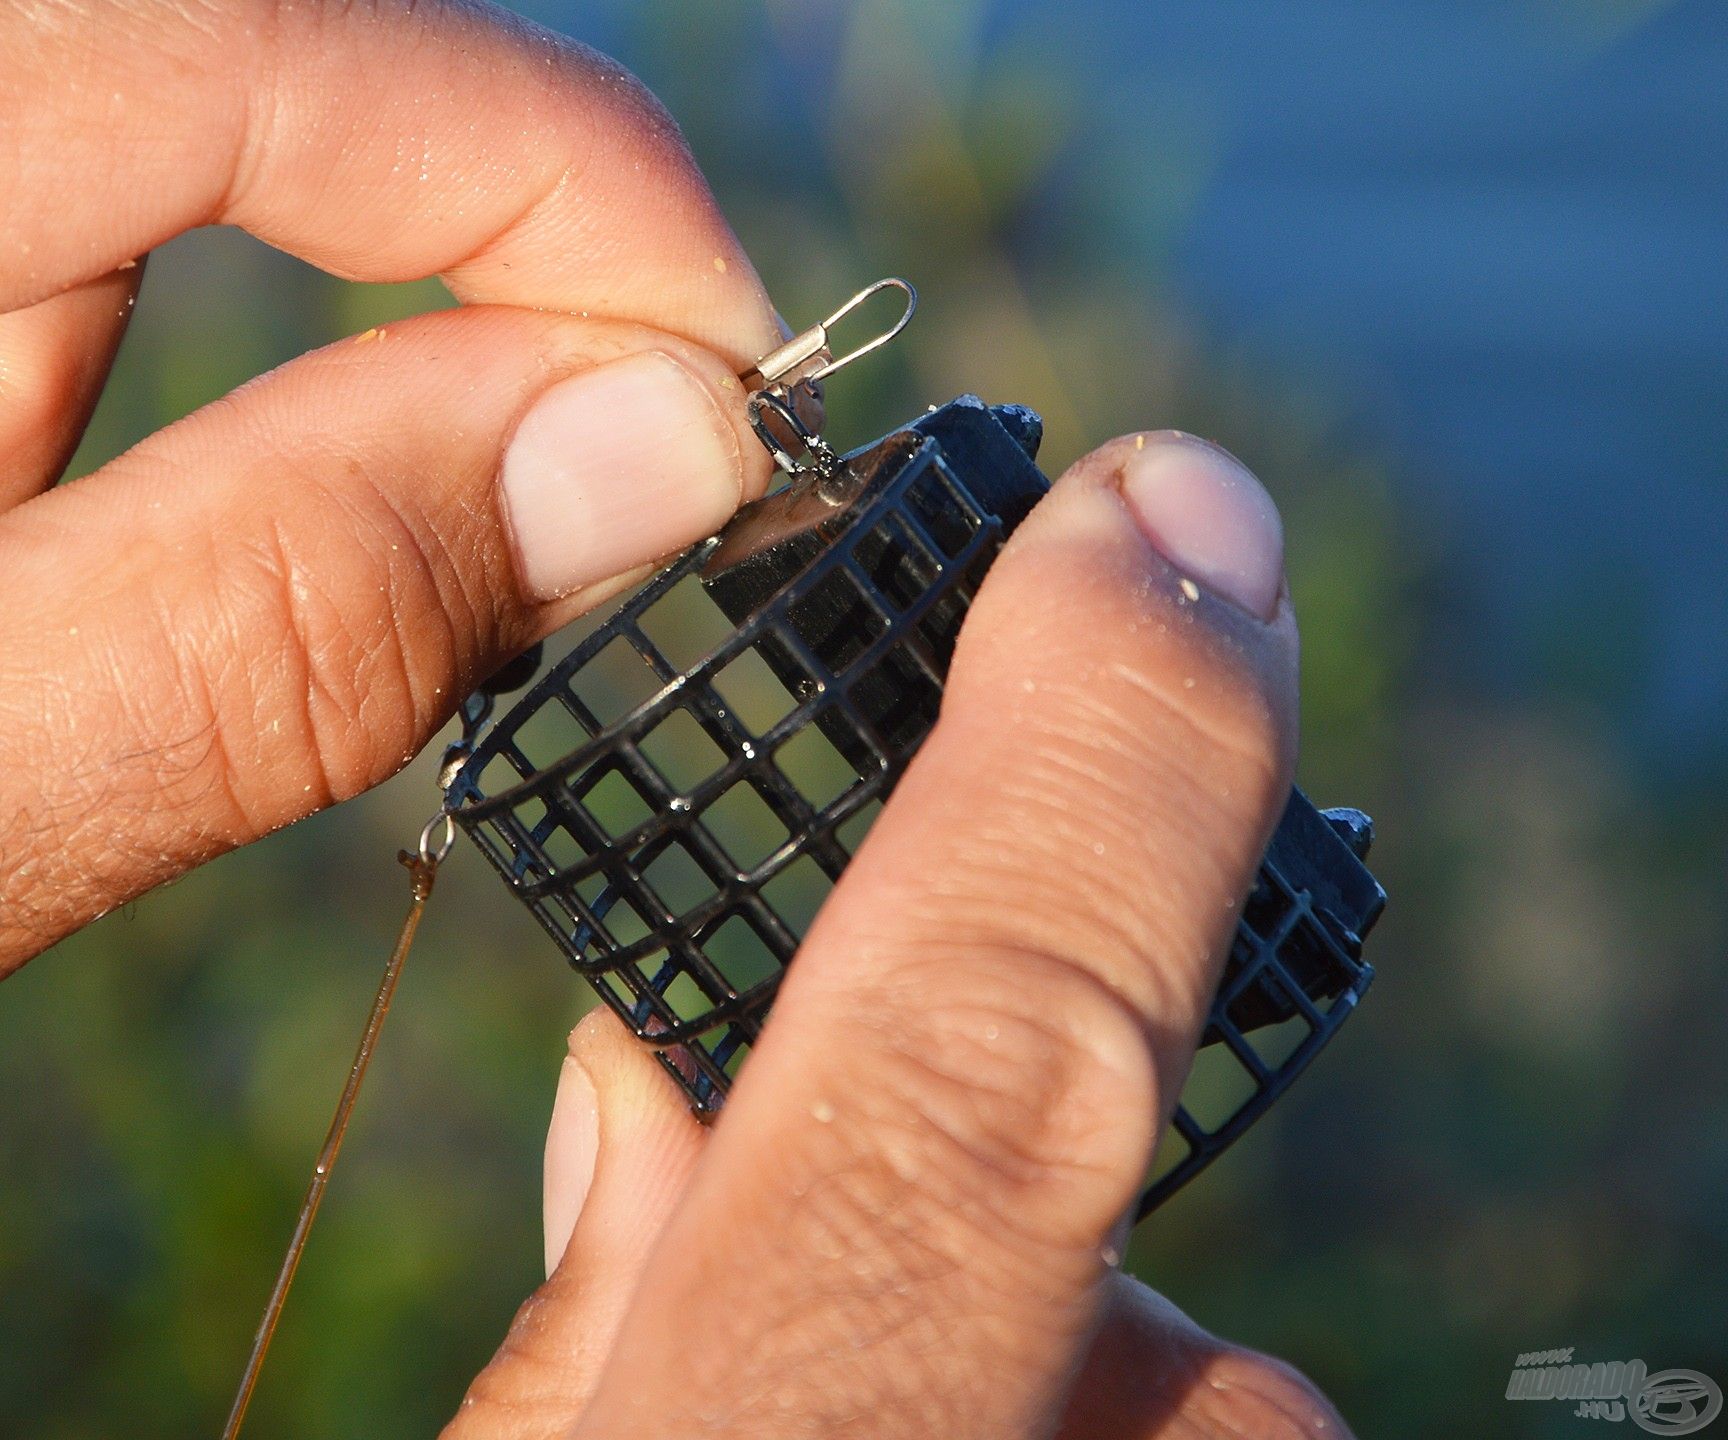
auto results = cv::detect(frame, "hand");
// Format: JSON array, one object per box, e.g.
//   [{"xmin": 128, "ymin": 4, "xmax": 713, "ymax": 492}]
[
  {"xmin": 0, "ymin": 0, "xmax": 784, "ymax": 966},
  {"xmin": 0, "ymin": 2, "xmax": 1349, "ymax": 1434},
  {"xmin": 455, "ymin": 434, "xmax": 1348, "ymax": 1439}
]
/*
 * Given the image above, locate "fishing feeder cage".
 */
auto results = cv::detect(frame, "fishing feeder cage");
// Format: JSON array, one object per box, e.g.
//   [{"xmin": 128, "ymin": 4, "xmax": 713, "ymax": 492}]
[{"xmin": 443, "ymin": 391, "xmax": 1385, "ymax": 1217}]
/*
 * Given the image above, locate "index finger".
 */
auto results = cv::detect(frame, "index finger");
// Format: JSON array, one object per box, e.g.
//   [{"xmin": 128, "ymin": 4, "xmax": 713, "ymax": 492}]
[{"xmin": 1, "ymin": 0, "xmax": 777, "ymax": 366}]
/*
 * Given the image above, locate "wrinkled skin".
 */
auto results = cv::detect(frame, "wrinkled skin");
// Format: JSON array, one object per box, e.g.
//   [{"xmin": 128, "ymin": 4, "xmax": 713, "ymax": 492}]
[{"xmin": 0, "ymin": 2, "xmax": 1350, "ymax": 1436}]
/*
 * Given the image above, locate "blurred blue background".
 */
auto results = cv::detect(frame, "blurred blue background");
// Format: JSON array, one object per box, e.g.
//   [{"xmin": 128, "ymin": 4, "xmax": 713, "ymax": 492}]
[{"xmin": 1, "ymin": 1, "xmax": 1723, "ymax": 1436}]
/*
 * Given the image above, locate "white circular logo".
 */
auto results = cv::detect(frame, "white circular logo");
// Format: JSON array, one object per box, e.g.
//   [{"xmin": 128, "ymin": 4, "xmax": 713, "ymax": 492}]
[{"xmin": 1631, "ymin": 1370, "xmax": 1724, "ymax": 1435}]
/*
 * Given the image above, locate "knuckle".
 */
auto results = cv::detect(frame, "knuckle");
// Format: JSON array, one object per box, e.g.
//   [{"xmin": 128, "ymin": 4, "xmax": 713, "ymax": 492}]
[
  {"xmin": 205, "ymin": 475, "xmax": 465, "ymax": 803},
  {"xmin": 564, "ymin": 42, "xmax": 688, "ymax": 155},
  {"xmin": 1193, "ymin": 1347, "xmax": 1349, "ymax": 1439},
  {"xmin": 899, "ymin": 678, "xmax": 1283, "ymax": 1026},
  {"xmin": 844, "ymin": 941, "xmax": 1156, "ymax": 1256},
  {"xmin": 921, "ymin": 558, "xmax": 1296, "ymax": 1023}
]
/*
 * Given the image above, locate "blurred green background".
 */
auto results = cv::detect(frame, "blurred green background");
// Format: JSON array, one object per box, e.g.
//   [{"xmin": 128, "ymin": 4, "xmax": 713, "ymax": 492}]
[{"xmin": 3, "ymin": 1, "xmax": 1725, "ymax": 1436}]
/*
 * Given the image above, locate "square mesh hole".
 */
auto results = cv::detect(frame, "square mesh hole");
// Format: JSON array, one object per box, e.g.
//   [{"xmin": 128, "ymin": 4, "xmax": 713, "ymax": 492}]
[
  {"xmin": 1222, "ymin": 960, "xmax": 1312, "ymax": 1048},
  {"xmin": 579, "ymin": 767, "xmax": 655, "ymax": 841},
  {"xmin": 714, "ymin": 648, "xmax": 801, "ymax": 736},
  {"xmin": 853, "ymin": 513, "xmax": 940, "ymax": 613},
  {"xmin": 908, "ymin": 469, "xmax": 980, "ymax": 557},
  {"xmin": 471, "ymin": 748, "xmax": 528, "ymax": 796},
  {"xmin": 511, "ymin": 697, "xmax": 594, "ymax": 773},
  {"xmin": 701, "ymin": 782, "xmax": 791, "ymax": 871},
  {"xmin": 596, "ymin": 891, "xmax": 653, "ymax": 949},
  {"xmin": 1238, "ymin": 1009, "xmax": 1311, "ymax": 1072},
  {"xmin": 541, "ymin": 819, "xmax": 587, "ymax": 873},
  {"xmin": 658, "ymin": 967, "xmax": 720, "ymax": 1028},
  {"xmin": 643, "ymin": 841, "xmax": 720, "ymax": 918},
  {"xmin": 571, "ymin": 638, "xmax": 661, "ymax": 727},
  {"xmin": 915, "ymin": 593, "xmax": 969, "ymax": 674},
  {"xmin": 702, "ymin": 913, "xmax": 782, "ymax": 995},
  {"xmin": 1239, "ymin": 873, "xmax": 1301, "ymax": 946},
  {"xmin": 641, "ymin": 708, "xmax": 728, "ymax": 794},
  {"xmin": 638, "ymin": 574, "xmax": 734, "ymax": 673},
  {"xmin": 788, "ymin": 569, "xmax": 887, "ymax": 676},
  {"xmin": 773, "ymin": 721, "xmax": 858, "ymax": 810},
  {"xmin": 513, "ymin": 796, "xmax": 550, "ymax": 834},
  {"xmin": 852, "ymin": 649, "xmax": 942, "ymax": 750},
  {"xmin": 1177, "ymin": 1040, "xmax": 1263, "ymax": 1135},
  {"xmin": 593, "ymin": 970, "xmax": 638, "ymax": 1015},
  {"xmin": 762, "ymin": 854, "xmax": 834, "ymax": 936}
]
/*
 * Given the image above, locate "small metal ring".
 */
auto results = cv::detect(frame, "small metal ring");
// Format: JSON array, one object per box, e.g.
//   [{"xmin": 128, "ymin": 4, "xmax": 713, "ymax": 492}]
[
  {"xmin": 748, "ymin": 389, "xmax": 836, "ymax": 476},
  {"xmin": 418, "ymin": 811, "xmax": 457, "ymax": 867}
]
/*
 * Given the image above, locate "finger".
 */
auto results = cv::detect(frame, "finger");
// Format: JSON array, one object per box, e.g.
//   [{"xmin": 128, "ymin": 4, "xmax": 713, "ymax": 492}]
[
  {"xmin": 0, "ymin": 305, "xmax": 774, "ymax": 972},
  {"xmin": 542, "ymin": 1011, "xmax": 708, "ymax": 1289},
  {"xmin": 1057, "ymin": 1274, "xmax": 1351, "ymax": 1440},
  {"xmin": 446, "ymin": 1010, "xmax": 708, "ymax": 1438},
  {"xmin": 3, "ymin": 0, "xmax": 777, "ymax": 365},
  {"xmin": 0, "ymin": 263, "xmax": 143, "ymax": 508},
  {"xmin": 576, "ymin": 432, "xmax": 1298, "ymax": 1438}
]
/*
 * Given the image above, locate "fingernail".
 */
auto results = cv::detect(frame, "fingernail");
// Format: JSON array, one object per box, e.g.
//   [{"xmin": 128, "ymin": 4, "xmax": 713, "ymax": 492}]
[
  {"xmin": 1119, "ymin": 433, "xmax": 1285, "ymax": 621},
  {"xmin": 502, "ymin": 350, "xmax": 744, "ymax": 602},
  {"xmin": 543, "ymin": 1050, "xmax": 600, "ymax": 1277}
]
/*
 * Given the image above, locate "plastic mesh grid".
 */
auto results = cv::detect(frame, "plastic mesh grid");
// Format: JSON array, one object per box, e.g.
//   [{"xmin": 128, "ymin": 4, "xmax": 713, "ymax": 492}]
[
  {"xmin": 1139, "ymin": 856, "xmax": 1372, "ymax": 1218},
  {"xmin": 449, "ymin": 400, "xmax": 1379, "ymax": 1214},
  {"xmin": 450, "ymin": 445, "xmax": 996, "ymax": 1110}
]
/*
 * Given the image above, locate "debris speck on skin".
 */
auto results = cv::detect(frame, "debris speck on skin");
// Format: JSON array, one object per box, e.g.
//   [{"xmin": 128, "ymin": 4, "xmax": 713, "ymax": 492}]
[
  {"xmin": 1134, "ymin": 433, "xmax": 1145, "ymax": 450},
  {"xmin": 117, "ymin": 257, "xmax": 137, "ymax": 270},
  {"xmin": 355, "ymin": 327, "xmax": 385, "ymax": 345},
  {"xmin": 1179, "ymin": 577, "xmax": 1201, "ymax": 603},
  {"xmin": 1101, "ymin": 1243, "xmax": 1122, "ymax": 1267},
  {"xmin": 1183, "ymin": 675, "xmax": 1196, "ymax": 689},
  {"xmin": 812, "ymin": 1100, "xmax": 834, "ymax": 1124},
  {"xmin": 713, "ymin": 256, "xmax": 728, "ymax": 273}
]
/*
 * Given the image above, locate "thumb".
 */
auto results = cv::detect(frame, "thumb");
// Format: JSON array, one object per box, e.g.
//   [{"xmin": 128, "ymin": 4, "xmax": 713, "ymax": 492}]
[
  {"xmin": 0, "ymin": 305, "xmax": 773, "ymax": 972},
  {"xmin": 446, "ymin": 1009, "xmax": 708, "ymax": 1437}
]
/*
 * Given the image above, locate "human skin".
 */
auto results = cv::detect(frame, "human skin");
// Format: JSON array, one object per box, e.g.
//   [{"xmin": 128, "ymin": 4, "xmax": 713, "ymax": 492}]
[{"xmin": 0, "ymin": 1, "xmax": 1351, "ymax": 1435}]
